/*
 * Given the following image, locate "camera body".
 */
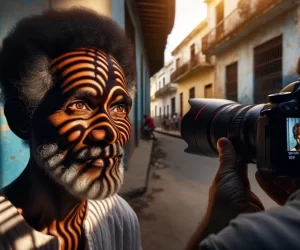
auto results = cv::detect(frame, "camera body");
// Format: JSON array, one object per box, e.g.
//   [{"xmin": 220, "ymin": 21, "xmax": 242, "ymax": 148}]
[
  {"xmin": 181, "ymin": 80, "xmax": 300, "ymax": 177},
  {"xmin": 257, "ymin": 81, "xmax": 300, "ymax": 176}
]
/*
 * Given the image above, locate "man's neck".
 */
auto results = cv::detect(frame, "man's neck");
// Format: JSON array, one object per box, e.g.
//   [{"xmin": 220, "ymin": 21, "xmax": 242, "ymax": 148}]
[{"xmin": 3, "ymin": 159, "xmax": 87, "ymax": 249}]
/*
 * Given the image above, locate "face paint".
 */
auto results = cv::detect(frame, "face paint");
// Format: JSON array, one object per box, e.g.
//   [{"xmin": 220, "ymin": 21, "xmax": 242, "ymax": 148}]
[{"xmin": 31, "ymin": 48, "xmax": 132, "ymax": 200}]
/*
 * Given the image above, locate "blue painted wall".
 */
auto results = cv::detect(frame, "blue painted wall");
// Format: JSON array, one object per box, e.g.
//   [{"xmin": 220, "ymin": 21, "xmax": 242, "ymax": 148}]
[
  {"xmin": 0, "ymin": 0, "xmax": 50, "ymax": 188},
  {"xmin": 123, "ymin": 0, "xmax": 151, "ymax": 147}
]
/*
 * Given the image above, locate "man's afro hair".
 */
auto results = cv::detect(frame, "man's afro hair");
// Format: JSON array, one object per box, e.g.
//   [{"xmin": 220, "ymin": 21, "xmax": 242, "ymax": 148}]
[{"xmin": 0, "ymin": 7, "xmax": 136, "ymax": 115}]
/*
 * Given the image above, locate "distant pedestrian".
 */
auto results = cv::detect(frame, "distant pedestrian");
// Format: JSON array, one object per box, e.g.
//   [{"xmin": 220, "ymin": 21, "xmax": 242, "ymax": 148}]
[
  {"xmin": 173, "ymin": 113, "xmax": 179, "ymax": 131},
  {"xmin": 143, "ymin": 114, "xmax": 156, "ymax": 140}
]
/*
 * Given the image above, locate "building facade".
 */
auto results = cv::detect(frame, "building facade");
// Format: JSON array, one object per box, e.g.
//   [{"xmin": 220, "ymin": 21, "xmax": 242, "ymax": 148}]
[
  {"xmin": 171, "ymin": 20, "xmax": 215, "ymax": 116},
  {"xmin": 150, "ymin": 61, "xmax": 178, "ymax": 126},
  {"xmin": 0, "ymin": 0, "xmax": 175, "ymax": 187},
  {"xmin": 203, "ymin": 0, "xmax": 300, "ymax": 104}
]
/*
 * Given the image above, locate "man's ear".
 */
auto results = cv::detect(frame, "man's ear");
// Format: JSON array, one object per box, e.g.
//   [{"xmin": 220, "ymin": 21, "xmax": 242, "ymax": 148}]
[{"xmin": 4, "ymin": 100, "xmax": 30, "ymax": 140}]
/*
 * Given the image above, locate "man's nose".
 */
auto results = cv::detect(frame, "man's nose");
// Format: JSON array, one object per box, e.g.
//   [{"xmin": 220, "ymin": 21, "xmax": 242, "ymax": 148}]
[{"xmin": 88, "ymin": 126, "xmax": 117, "ymax": 144}]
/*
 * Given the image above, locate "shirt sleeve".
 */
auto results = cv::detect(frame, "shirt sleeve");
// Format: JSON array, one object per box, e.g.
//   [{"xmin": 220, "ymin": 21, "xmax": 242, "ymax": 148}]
[
  {"xmin": 117, "ymin": 195, "xmax": 143, "ymax": 250},
  {"xmin": 199, "ymin": 191, "xmax": 300, "ymax": 250}
]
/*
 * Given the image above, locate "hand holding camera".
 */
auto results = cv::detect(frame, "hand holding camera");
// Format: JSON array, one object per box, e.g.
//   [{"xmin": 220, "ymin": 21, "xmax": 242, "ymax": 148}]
[{"xmin": 183, "ymin": 79, "xmax": 300, "ymax": 249}]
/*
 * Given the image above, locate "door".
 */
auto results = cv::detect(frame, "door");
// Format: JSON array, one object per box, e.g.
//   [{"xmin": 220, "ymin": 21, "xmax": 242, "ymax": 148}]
[
  {"xmin": 171, "ymin": 97, "xmax": 175, "ymax": 116},
  {"xmin": 180, "ymin": 93, "xmax": 183, "ymax": 116},
  {"xmin": 205, "ymin": 84, "xmax": 213, "ymax": 98}
]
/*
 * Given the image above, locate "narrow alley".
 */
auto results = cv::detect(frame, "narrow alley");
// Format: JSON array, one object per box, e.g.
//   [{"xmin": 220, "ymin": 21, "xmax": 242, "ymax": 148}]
[{"xmin": 129, "ymin": 133, "xmax": 278, "ymax": 250}]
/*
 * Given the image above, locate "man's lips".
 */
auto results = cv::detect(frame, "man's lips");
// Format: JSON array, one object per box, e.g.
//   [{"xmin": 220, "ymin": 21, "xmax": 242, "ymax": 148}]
[{"xmin": 86, "ymin": 157, "xmax": 119, "ymax": 168}]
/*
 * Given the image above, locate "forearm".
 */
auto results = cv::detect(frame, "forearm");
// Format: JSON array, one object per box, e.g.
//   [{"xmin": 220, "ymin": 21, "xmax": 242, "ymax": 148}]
[
  {"xmin": 185, "ymin": 213, "xmax": 212, "ymax": 250},
  {"xmin": 185, "ymin": 206, "xmax": 243, "ymax": 250}
]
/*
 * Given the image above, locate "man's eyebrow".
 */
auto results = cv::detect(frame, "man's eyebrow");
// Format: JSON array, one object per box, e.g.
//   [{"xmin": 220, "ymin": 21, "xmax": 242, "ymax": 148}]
[
  {"xmin": 111, "ymin": 95, "xmax": 132, "ymax": 106},
  {"xmin": 67, "ymin": 90, "xmax": 95, "ymax": 99}
]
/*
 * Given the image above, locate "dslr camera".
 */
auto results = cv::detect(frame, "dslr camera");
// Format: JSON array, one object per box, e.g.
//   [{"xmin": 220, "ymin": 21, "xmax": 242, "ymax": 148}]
[{"xmin": 181, "ymin": 80, "xmax": 300, "ymax": 176}]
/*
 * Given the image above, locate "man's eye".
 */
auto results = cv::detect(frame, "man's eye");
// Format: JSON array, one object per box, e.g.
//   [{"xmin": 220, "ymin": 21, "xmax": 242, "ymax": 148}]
[
  {"xmin": 112, "ymin": 105, "xmax": 128, "ymax": 114},
  {"xmin": 69, "ymin": 101, "xmax": 89, "ymax": 110}
]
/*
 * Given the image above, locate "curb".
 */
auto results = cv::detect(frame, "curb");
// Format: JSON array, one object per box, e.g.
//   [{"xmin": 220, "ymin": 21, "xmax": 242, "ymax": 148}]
[
  {"xmin": 154, "ymin": 129, "xmax": 182, "ymax": 139},
  {"xmin": 119, "ymin": 140, "xmax": 155, "ymax": 201}
]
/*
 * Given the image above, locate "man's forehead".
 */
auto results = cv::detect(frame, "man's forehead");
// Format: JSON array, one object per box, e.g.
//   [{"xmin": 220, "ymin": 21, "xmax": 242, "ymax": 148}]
[
  {"xmin": 50, "ymin": 48, "xmax": 123, "ymax": 71},
  {"xmin": 50, "ymin": 47, "xmax": 127, "ymax": 92}
]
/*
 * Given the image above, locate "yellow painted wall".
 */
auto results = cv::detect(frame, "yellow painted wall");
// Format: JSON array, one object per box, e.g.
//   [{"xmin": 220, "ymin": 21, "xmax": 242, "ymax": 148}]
[
  {"xmin": 51, "ymin": 0, "xmax": 112, "ymax": 17},
  {"xmin": 177, "ymin": 68, "xmax": 215, "ymax": 116}
]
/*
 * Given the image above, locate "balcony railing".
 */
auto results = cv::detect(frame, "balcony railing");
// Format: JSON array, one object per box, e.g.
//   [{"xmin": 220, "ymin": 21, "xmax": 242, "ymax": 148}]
[
  {"xmin": 170, "ymin": 63, "xmax": 189, "ymax": 83},
  {"xmin": 202, "ymin": 0, "xmax": 283, "ymax": 54},
  {"xmin": 171, "ymin": 52, "xmax": 214, "ymax": 82},
  {"xmin": 155, "ymin": 83, "xmax": 177, "ymax": 98}
]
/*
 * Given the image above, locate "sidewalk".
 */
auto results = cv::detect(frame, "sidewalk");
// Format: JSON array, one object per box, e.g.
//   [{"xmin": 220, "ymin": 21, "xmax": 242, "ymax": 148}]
[
  {"xmin": 119, "ymin": 139, "xmax": 154, "ymax": 200},
  {"xmin": 154, "ymin": 127, "xmax": 182, "ymax": 138}
]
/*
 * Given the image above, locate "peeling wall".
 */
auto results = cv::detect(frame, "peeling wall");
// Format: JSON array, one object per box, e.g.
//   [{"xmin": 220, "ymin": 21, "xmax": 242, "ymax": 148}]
[{"xmin": 214, "ymin": 9, "xmax": 300, "ymax": 104}]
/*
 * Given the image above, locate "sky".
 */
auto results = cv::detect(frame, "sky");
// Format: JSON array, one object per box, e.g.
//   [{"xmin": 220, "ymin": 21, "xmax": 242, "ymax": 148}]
[{"xmin": 164, "ymin": 0, "xmax": 208, "ymax": 63}]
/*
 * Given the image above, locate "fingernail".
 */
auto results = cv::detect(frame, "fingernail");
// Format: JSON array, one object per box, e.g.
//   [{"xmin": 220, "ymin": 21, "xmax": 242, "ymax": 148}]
[{"xmin": 217, "ymin": 138, "xmax": 228, "ymax": 152}]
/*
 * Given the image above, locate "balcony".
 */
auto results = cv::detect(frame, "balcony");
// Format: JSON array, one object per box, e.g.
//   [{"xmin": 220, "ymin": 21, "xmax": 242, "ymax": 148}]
[
  {"xmin": 202, "ymin": 0, "xmax": 296, "ymax": 55},
  {"xmin": 170, "ymin": 63, "xmax": 189, "ymax": 83},
  {"xmin": 170, "ymin": 52, "xmax": 214, "ymax": 82},
  {"xmin": 155, "ymin": 83, "xmax": 177, "ymax": 98}
]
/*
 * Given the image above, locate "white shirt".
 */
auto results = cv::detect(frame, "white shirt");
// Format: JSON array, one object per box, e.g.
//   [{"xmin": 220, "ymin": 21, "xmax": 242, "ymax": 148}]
[{"xmin": 0, "ymin": 193, "xmax": 142, "ymax": 250}]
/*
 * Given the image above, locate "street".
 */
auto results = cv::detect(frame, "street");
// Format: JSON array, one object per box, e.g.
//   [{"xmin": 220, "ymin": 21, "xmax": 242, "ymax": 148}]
[{"xmin": 129, "ymin": 133, "xmax": 278, "ymax": 250}]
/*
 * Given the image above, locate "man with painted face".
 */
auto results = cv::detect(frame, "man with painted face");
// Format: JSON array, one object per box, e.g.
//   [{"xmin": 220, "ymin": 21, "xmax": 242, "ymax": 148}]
[
  {"xmin": 291, "ymin": 122, "xmax": 300, "ymax": 151},
  {"xmin": 0, "ymin": 8, "xmax": 141, "ymax": 250}
]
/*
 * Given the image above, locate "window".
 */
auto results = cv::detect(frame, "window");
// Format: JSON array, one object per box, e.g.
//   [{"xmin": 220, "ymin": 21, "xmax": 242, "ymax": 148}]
[
  {"xmin": 163, "ymin": 77, "xmax": 165, "ymax": 86},
  {"xmin": 155, "ymin": 106, "xmax": 157, "ymax": 117},
  {"xmin": 225, "ymin": 62, "xmax": 238, "ymax": 102},
  {"xmin": 205, "ymin": 84, "xmax": 213, "ymax": 98},
  {"xmin": 190, "ymin": 44, "xmax": 196, "ymax": 59},
  {"xmin": 180, "ymin": 93, "xmax": 183, "ymax": 116},
  {"xmin": 176, "ymin": 58, "xmax": 180, "ymax": 69},
  {"xmin": 205, "ymin": 55, "xmax": 211, "ymax": 63},
  {"xmin": 254, "ymin": 35, "xmax": 282, "ymax": 104},
  {"xmin": 159, "ymin": 107, "xmax": 162, "ymax": 117},
  {"xmin": 171, "ymin": 97, "xmax": 175, "ymax": 115},
  {"xmin": 159, "ymin": 81, "xmax": 161, "ymax": 89},
  {"xmin": 189, "ymin": 87, "xmax": 195, "ymax": 99},
  {"xmin": 163, "ymin": 106, "xmax": 165, "ymax": 116}
]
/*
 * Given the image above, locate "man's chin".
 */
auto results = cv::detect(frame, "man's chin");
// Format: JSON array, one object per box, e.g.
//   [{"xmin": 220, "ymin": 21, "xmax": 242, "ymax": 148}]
[{"xmin": 46, "ymin": 166, "xmax": 124, "ymax": 201}]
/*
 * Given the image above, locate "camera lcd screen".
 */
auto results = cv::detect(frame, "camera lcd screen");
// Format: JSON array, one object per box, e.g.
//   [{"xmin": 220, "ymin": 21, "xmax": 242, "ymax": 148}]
[{"xmin": 286, "ymin": 118, "xmax": 300, "ymax": 153}]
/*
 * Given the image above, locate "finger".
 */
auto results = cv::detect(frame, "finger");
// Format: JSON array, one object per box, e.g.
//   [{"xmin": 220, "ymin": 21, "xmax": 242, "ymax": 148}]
[
  {"xmin": 217, "ymin": 138, "xmax": 237, "ymax": 173},
  {"xmin": 273, "ymin": 178, "xmax": 300, "ymax": 195},
  {"xmin": 255, "ymin": 172, "xmax": 289, "ymax": 205},
  {"xmin": 237, "ymin": 161, "xmax": 250, "ymax": 189},
  {"xmin": 273, "ymin": 177, "xmax": 294, "ymax": 192},
  {"xmin": 247, "ymin": 190, "xmax": 265, "ymax": 211}
]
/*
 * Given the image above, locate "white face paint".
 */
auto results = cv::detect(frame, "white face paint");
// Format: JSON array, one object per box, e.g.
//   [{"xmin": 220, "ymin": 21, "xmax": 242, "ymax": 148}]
[{"xmin": 34, "ymin": 142, "xmax": 124, "ymax": 200}]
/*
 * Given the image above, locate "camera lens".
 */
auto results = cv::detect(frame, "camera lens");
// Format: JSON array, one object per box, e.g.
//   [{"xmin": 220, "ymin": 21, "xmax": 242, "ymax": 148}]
[{"xmin": 181, "ymin": 98, "xmax": 265, "ymax": 163}]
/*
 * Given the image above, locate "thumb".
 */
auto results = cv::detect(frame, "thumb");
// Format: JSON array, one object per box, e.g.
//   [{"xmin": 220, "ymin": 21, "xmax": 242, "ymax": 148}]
[{"xmin": 217, "ymin": 138, "xmax": 237, "ymax": 173}]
